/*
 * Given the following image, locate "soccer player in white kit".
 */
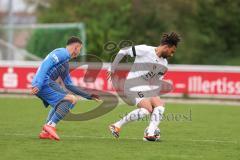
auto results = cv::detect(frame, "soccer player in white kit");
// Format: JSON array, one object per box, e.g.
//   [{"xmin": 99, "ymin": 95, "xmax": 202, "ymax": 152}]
[{"xmin": 108, "ymin": 32, "xmax": 180, "ymax": 141}]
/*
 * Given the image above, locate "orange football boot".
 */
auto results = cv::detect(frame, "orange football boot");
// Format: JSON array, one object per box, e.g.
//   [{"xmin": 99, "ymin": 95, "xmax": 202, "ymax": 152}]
[
  {"xmin": 43, "ymin": 124, "xmax": 60, "ymax": 141},
  {"xmin": 39, "ymin": 130, "xmax": 54, "ymax": 140}
]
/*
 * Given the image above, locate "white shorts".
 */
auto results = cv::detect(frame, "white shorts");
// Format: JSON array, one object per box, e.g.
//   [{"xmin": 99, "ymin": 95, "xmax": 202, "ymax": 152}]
[{"xmin": 124, "ymin": 78, "xmax": 160, "ymax": 105}]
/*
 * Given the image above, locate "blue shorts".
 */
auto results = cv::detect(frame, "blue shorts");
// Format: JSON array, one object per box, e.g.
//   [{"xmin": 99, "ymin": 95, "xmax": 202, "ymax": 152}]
[{"xmin": 37, "ymin": 80, "xmax": 73, "ymax": 108}]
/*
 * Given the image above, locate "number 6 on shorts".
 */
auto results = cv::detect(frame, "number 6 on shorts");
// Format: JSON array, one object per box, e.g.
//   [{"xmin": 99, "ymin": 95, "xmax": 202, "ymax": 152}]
[{"xmin": 137, "ymin": 91, "xmax": 144, "ymax": 98}]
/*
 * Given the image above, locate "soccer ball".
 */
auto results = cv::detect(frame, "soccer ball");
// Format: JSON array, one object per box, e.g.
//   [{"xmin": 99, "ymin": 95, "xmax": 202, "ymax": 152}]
[{"xmin": 143, "ymin": 127, "xmax": 160, "ymax": 141}]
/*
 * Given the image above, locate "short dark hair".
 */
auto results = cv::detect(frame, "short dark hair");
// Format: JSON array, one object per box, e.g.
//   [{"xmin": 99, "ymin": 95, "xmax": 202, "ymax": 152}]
[
  {"xmin": 66, "ymin": 36, "xmax": 82, "ymax": 45},
  {"xmin": 160, "ymin": 32, "xmax": 181, "ymax": 47}
]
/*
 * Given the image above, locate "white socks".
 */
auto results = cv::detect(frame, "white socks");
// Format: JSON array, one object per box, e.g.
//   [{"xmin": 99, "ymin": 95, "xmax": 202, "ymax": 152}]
[
  {"xmin": 147, "ymin": 106, "xmax": 165, "ymax": 136},
  {"xmin": 114, "ymin": 108, "xmax": 150, "ymax": 128},
  {"xmin": 113, "ymin": 106, "xmax": 165, "ymax": 136}
]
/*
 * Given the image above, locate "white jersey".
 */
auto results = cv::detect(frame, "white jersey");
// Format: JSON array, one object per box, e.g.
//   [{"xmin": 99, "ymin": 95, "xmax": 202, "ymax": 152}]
[
  {"xmin": 110, "ymin": 44, "xmax": 168, "ymax": 105},
  {"xmin": 111, "ymin": 44, "xmax": 168, "ymax": 81}
]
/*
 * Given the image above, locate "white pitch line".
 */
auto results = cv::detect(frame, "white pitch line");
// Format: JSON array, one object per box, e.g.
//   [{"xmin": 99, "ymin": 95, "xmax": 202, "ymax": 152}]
[
  {"xmin": 1, "ymin": 95, "xmax": 240, "ymax": 106},
  {"xmin": 0, "ymin": 133, "xmax": 238, "ymax": 144}
]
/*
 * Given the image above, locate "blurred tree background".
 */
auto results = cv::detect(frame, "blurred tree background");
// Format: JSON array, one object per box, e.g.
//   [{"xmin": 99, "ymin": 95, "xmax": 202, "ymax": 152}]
[{"xmin": 26, "ymin": 0, "xmax": 240, "ymax": 65}]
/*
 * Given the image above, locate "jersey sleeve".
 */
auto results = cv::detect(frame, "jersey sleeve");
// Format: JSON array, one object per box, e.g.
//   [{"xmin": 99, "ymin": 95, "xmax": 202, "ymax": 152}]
[
  {"xmin": 110, "ymin": 45, "xmax": 147, "ymax": 73},
  {"xmin": 63, "ymin": 73, "xmax": 73, "ymax": 85},
  {"xmin": 118, "ymin": 45, "xmax": 147, "ymax": 57},
  {"xmin": 63, "ymin": 74, "xmax": 92, "ymax": 100}
]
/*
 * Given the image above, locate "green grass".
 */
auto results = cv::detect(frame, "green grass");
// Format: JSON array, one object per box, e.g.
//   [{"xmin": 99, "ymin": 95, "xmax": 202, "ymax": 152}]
[{"xmin": 0, "ymin": 97, "xmax": 240, "ymax": 160}]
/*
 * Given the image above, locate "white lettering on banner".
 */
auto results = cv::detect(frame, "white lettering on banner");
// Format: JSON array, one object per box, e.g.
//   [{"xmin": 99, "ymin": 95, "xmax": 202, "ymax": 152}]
[
  {"xmin": 188, "ymin": 76, "xmax": 240, "ymax": 94},
  {"xmin": 3, "ymin": 68, "xmax": 18, "ymax": 88},
  {"xmin": 27, "ymin": 73, "xmax": 35, "ymax": 88}
]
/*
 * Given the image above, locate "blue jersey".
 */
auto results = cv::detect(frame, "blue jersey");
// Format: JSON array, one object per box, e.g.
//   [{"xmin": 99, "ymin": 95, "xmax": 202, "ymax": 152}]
[
  {"xmin": 32, "ymin": 48, "xmax": 92, "ymax": 108},
  {"xmin": 32, "ymin": 48, "xmax": 71, "ymax": 90}
]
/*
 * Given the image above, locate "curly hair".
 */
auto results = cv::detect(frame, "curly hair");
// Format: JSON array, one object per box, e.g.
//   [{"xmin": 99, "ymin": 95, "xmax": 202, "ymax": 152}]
[{"xmin": 160, "ymin": 32, "xmax": 181, "ymax": 47}]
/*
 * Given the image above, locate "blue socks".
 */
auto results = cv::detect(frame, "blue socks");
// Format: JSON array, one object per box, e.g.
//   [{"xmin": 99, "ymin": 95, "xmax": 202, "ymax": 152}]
[
  {"xmin": 46, "ymin": 107, "xmax": 55, "ymax": 123},
  {"xmin": 47, "ymin": 100, "xmax": 73, "ymax": 127}
]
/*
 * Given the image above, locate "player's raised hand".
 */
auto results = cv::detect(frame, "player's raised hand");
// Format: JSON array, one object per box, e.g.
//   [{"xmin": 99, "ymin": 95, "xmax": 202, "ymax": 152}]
[
  {"xmin": 31, "ymin": 86, "xmax": 39, "ymax": 95},
  {"xmin": 64, "ymin": 94, "xmax": 78, "ymax": 104}
]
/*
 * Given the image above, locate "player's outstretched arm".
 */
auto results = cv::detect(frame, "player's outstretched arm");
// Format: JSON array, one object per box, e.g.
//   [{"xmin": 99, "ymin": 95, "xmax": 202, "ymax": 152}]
[
  {"xmin": 65, "ymin": 84, "xmax": 91, "ymax": 99},
  {"xmin": 63, "ymin": 74, "xmax": 101, "ymax": 102},
  {"xmin": 108, "ymin": 45, "xmax": 146, "ymax": 80},
  {"xmin": 66, "ymin": 84, "xmax": 101, "ymax": 102},
  {"xmin": 108, "ymin": 48, "xmax": 131, "ymax": 80}
]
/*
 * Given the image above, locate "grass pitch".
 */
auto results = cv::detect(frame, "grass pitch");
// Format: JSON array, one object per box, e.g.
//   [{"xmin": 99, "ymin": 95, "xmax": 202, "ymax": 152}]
[{"xmin": 0, "ymin": 97, "xmax": 240, "ymax": 160}]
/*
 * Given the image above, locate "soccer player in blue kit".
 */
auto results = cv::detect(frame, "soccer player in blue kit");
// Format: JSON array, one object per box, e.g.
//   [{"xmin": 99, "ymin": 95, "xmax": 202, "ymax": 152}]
[{"xmin": 31, "ymin": 36, "xmax": 99, "ymax": 141}]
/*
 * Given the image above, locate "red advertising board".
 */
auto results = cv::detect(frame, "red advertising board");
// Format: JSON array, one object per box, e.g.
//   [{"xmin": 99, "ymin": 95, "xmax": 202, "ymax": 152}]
[
  {"xmin": 165, "ymin": 70, "xmax": 240, "ymax": 98},
  {"xmin": 0, "ymin": 61, "xmax": 240, "ymax": 99}
]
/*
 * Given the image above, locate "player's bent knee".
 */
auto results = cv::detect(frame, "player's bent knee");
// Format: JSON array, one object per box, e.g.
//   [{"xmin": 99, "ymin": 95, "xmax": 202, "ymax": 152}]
[
  {"xmin": 137, "ymin": 99, "xmax": 153, "ymax": 113},
  {"xmin": 151, "ymin": 97, "xmax": 165, "ymax": 107},
  {"xmin": 64, "ymin": 94, "xmax": 77, "ymax": 105}
]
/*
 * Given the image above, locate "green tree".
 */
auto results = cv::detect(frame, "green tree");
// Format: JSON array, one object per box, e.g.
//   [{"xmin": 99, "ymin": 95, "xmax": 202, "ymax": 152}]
[
  {"xmin": 192, "ymin": 0, "xmax": 240, "ymax": 65},
  {"xmin": 30, "ymin": 0, "xmax": 240, "ymax": 65},
  {"xmin": 27, "ymin": 28, "xmax": 79, "ymax": 58},
  {"xmin": 36, "ymin": 0, "xmax": 131, "ymax": 61}
]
